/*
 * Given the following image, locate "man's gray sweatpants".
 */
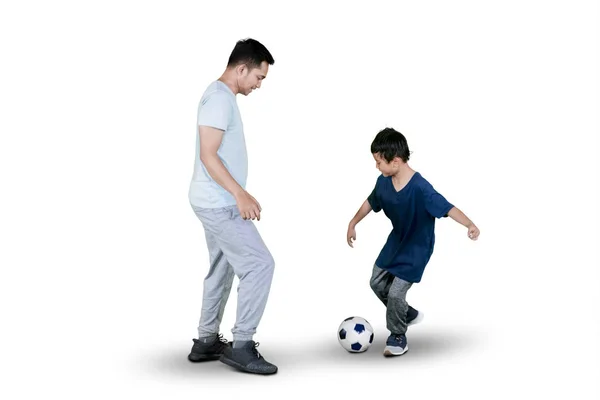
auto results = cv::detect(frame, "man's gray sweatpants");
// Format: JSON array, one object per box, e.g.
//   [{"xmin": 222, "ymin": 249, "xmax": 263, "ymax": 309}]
[
  {"xmin": 192, "ymin": 205, "xmax": 275, "ymax": 343},
  {"xmin": 370, "ymin": 265, "xmax": 414, "ymax": 335}
]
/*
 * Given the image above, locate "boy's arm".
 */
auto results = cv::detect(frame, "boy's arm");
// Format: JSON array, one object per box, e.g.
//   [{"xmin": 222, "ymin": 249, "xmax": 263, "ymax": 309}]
[
  {"xmin": 350, "ymin": 199, "xmax": 372, "ymax": 227},
  {"xmin": 347, "ymin": 199, "xmax": 372, "ymax": 247},
  {"xmin": 447, "ymin": 207, "xmax": 480, "ymax": 240}
]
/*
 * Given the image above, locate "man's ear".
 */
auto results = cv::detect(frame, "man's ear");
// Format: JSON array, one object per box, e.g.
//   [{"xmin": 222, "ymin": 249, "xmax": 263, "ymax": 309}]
[{"xmin": 236, "ymin": 63, "xmax": 248, "ymax": 76}]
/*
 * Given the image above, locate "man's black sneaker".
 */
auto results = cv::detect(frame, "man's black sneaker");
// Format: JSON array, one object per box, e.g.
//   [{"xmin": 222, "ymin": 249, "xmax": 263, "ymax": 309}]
[
  {"xmin": 188, "ymin": 333, "xmax": 229, "ymax": 362},
  {"xmin": 219, "ymin": 341, "xmax": 278, "ymax": 375}
]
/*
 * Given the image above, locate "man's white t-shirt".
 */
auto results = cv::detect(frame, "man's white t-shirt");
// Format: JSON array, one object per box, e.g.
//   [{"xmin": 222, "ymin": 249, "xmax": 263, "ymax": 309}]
[{"xmin": 189, "ymin": 80, "xmax": 248, "ymax": 208}]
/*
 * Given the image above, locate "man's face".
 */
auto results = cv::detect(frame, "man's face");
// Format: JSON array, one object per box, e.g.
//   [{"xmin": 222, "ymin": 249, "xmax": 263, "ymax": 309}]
[{"xmin": 237, "ymin": 61, "xmax": 269, "ymax": 96}]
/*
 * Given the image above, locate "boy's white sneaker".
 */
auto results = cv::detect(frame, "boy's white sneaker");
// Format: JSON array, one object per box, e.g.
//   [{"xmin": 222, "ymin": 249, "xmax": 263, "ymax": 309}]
[
  {"xmin": 407, "ymin": 310, "xmax": 424, "ymax": 326},
  {"xmin": 383, "ymin": 334, "xmax": 408, "ymax": 357}
]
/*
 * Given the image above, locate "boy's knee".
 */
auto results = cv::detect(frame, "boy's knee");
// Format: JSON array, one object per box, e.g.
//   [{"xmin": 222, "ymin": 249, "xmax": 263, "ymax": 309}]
[{"xmin": 370, "ymin": 278, "xmax": 382, "ymax": 294}]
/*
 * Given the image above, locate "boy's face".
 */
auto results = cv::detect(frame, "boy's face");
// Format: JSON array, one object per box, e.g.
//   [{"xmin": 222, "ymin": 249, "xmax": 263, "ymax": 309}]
[{"xmin": 373, "ymin": 153, "xmax": 400, "ymax": 176}]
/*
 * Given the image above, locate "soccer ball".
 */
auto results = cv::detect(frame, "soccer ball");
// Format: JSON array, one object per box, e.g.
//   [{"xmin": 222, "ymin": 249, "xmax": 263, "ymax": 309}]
[{"xmin": 337, "ymin": 316, "xmax": 374, "ymax": 353}]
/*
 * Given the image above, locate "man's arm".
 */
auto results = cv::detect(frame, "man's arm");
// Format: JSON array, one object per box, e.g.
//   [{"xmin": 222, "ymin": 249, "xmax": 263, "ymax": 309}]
[
  {"xmin": 199, "ymin": 125, "xmax": 244, "ymax": 198},
  {"xmin": 199, "ymin": 125, "xmax": 261, "ymax": 220}
]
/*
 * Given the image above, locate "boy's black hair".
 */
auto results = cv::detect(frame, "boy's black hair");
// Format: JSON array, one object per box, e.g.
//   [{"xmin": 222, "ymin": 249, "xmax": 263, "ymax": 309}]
[
  {"xmin": 370, "ymin": 127, "xmax": 411, "ymax": 163},
  {"xmin": 227, "ymin": 38, "xmax": 275, "ymax": 69}
]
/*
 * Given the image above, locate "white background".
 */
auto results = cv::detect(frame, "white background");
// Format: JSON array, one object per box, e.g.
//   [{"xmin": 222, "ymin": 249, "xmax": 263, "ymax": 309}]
[{"xmin": 1, "ymin": 0, "xmax": 598, "ymax": 399}]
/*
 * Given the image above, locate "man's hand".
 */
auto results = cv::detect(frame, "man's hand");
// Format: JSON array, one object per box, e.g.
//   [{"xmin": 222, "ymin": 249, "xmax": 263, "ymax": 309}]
[
  {"xmin": 235, "ymin": 190, "xmax": 262, "ymax": 221},
  {"xmin": 467, "ymin": 224, "xmax": 480, "ymax": 240},
  {"xmin": 347, "ymin": 223, "xmax": 357, "ymax": 247}
]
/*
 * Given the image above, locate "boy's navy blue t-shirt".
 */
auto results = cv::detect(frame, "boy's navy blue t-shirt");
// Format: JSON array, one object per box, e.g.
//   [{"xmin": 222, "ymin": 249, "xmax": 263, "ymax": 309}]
[{"xmin": 367, "ymin": 172, "xmax": 453, "ymax": 283}]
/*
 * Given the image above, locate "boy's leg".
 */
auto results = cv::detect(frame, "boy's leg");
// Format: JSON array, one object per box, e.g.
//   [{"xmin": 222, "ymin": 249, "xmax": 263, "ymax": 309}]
[
  {"xmin": 369, "ymin": 264, "xmax": 394, "ymax": 304},
  {"xmin": 371, "ymin": 265, "xmax": 421, "ymax": 324},
  {"xmin": 386, "ymin": 277, "xmax": 413, "ymax": 335},
  {"xmin": 383, "ymin": 277, "xmax": 412, "ymax": 357}
]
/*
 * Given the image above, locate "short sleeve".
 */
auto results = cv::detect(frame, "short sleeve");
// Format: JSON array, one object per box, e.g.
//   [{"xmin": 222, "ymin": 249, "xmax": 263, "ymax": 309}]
[
  {"xmin": 197, "ymin": 92, "xmax": 231, "ymax": 131},
  {"xmin": 421, "ymin": 181, "xmax": 453, "ymax": 218},
  {"xmin": 367, "ymin": 177, "xmax": 383, "ymax": 212}
]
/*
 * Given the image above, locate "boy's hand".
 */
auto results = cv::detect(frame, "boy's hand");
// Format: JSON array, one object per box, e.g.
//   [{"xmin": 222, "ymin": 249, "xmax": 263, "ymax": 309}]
[
  {"xmin": 467, "ymin": 224, "xmax": 480, "ymax": 240},
  {"xmin": 347, "ymin": 223, "xmax": 357, "ymax": 247}
]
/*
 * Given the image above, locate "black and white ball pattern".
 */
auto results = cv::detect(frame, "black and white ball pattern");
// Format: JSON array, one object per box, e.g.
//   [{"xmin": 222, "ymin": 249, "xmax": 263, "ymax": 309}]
[{"xmin": 337, "ymin": 316, "xmax": 374, "ymax": 353}]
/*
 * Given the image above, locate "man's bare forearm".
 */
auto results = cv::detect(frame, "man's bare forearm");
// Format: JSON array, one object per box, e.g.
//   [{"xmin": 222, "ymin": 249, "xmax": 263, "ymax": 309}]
[{"xmin": 200, "ymin": 153, "xmax": 244, "ymax": 198}]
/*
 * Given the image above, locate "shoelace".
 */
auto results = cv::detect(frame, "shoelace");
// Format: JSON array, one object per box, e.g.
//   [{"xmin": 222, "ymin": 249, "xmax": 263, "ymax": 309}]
[
  {"xmin": 252, "ymin": 342, "xmax": 261, "ymax": 358},
  {"xmin": 217, "ymin": 333, "xmax": 228, "ymax": 344}
]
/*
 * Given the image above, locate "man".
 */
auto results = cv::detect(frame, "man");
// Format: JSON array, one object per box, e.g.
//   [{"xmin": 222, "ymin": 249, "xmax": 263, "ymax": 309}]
[{"xmin": 187, "ymin": 38, "xmax": 277, "ymax": 375}]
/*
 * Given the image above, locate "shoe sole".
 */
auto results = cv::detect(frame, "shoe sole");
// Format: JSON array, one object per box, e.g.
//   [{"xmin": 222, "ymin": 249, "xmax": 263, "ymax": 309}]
[
  {"xmin": 219, "ymin": 354, "xmax": 278, "ymax": 375},
  {"xmin": 383, "ymin": 345, "xmax": 409, "ymax": 357},
  {"xmin": 188, "ymin": 353, "xmax": 221, "ymax": 362}
]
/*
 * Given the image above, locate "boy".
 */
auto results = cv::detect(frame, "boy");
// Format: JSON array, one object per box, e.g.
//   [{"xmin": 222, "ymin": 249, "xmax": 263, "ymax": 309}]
[{"xmin": 347, "ymin": 127, "xmax": 480, "ymax": 357}]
